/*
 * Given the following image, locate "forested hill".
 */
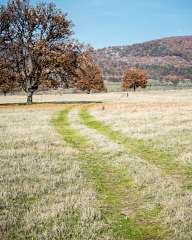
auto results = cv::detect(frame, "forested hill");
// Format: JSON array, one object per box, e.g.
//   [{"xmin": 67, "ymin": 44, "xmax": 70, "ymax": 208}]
[{"xmin": 94, "ymin": 36, "xmax": 192, "ymax": 84}]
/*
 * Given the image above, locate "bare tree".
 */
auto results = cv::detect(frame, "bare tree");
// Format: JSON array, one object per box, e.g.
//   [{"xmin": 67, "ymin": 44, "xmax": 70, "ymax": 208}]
[
  {"xmin": 0, "ymin": 0, "xmax": 79, "ymax": 103},
  {"xmin": 123, "ymin": 68, "xmax": 148, "ymax": 92}
]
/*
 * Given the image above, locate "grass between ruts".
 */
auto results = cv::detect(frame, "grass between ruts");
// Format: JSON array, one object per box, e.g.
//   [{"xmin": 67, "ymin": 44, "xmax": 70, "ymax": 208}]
[
  {"xmin": 79, "ymin": 108, "xmax": 192, "ymax": 189},
  {"xmin": 53, "ymin": 108, "xmax": 168, "ymax": 240}
]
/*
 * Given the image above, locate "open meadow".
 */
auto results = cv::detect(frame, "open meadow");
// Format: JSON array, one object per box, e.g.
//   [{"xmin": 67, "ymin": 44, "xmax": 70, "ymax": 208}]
[{"xmin": 0, "ymin": 89, "xmax": 192, "ymax": 240}]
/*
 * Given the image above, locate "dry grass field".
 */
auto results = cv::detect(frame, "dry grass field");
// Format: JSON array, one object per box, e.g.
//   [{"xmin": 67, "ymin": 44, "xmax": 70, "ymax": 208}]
[{"xmin": 0, "ymin": 89, "xmax": 192, "ymax": 239}]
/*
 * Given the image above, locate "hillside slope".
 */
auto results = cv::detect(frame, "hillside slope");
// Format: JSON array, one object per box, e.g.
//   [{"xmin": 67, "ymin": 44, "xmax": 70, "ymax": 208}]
[{"xmin": 94, "ymin": 36, "xmax": 192, "ymax": 84}]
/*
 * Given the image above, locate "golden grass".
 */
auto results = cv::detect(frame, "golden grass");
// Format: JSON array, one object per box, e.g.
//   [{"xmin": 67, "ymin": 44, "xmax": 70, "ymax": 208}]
[
  {"xmin": 91, "ymin": 89, "xmax": 192, "ymax": 165},
  {"xmin": 0, "ymin": 107, "xmax": 105, "ymax": 240},
  {"xmin": 79, "ymin": 107, "xmax": 192, "ymax": 240},
  {"xmin": 1, "ymin": 88, "xmax": 191, "ymax": 105},
  {"xmin": 85, "ymin": 89, "xmax": 192, "ymax": 239},
  {"xmin": 0, "ymin": 89, "xmax": 192, "ymax": 239}
]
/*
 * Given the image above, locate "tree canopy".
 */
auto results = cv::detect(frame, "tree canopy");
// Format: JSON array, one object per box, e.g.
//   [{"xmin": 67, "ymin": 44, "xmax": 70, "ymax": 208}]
[
  {"xmin": 123, "ymin": 68, "xmax": 148, "ymax": 91},
  {"xmin": 75, "ymin": 50, "xmax": 104, "ymax": 93}
]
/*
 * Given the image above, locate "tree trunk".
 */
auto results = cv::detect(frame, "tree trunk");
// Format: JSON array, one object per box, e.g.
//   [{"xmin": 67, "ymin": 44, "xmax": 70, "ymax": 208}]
[
  {"xmin": 27, "ymin": 91, "xmax": 33, "ymax": 104},
  {"xmin": 133, "ymin": 84, "xmax": 136, "ymax": 92},
  {"xmin": 3, "ymin": 92, "xmax": 7, "ymax": 96}
]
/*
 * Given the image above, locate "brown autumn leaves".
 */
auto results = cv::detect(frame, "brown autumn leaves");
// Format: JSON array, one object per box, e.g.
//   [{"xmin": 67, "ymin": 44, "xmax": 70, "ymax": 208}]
[
  {"xmin": 123, "ymin": 68, "xmax": 148, "ymax": 92},
  {"xmin": 0, "ymin": 0, "xmax": 147, "ymax": 103}
]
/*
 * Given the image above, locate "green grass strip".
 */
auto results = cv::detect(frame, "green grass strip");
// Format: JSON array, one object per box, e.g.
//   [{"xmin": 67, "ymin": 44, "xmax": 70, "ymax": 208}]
[
  {"xmin": 53, "ymin": 108, "xmax": 168, "ymax": 240},
  {"xmin": 79, "ymin": 108, "xmax": 192, "ymax": 189},
  {"xmin": 53, "ymin": 108, "xmax": 87, "ymax": 149}
]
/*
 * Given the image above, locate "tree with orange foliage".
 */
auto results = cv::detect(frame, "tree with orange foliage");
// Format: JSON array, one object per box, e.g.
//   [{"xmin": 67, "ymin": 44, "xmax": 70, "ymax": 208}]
[
  {"xmin": 123, "ymin": 68, "xmax": 148, "ymax": 92},
  {"xmin": 0, "ymin": 0, "xmax": 79, "ymax": 103},
  {"xmin": 74, "ymin": 51, "xmax": 104, "ymax": 93}
]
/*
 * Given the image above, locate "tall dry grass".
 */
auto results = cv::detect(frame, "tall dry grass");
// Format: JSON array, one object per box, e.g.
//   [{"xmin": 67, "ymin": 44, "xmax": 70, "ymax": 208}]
[
  {"xmin": 91, "ymin": 89, "xmax": 192, "ymax": 165},
  {"xmin": 87, "ymin": 89, "xmax": 192, "ymax": 239},
  {"xmin": 0, "ymin": 107, "xmax": 105, "ymax": 240}
]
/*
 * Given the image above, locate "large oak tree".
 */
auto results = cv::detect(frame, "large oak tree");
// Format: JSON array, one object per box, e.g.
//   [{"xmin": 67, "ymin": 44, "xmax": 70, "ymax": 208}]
[{"xmin": 0, "ymin": 0, "xmax": 80, "ymax": 103}]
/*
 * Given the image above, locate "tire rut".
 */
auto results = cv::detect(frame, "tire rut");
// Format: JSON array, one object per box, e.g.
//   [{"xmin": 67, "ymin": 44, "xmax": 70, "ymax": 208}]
[{"xmin": 77, "ymin": 107, "xmax": 192, "ymax": 240}]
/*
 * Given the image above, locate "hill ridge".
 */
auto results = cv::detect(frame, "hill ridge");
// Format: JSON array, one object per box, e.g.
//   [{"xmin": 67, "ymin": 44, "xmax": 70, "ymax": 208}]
[{"xmin": 94, "ymin": 35, "xmax": 192, "ymax": 84}]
